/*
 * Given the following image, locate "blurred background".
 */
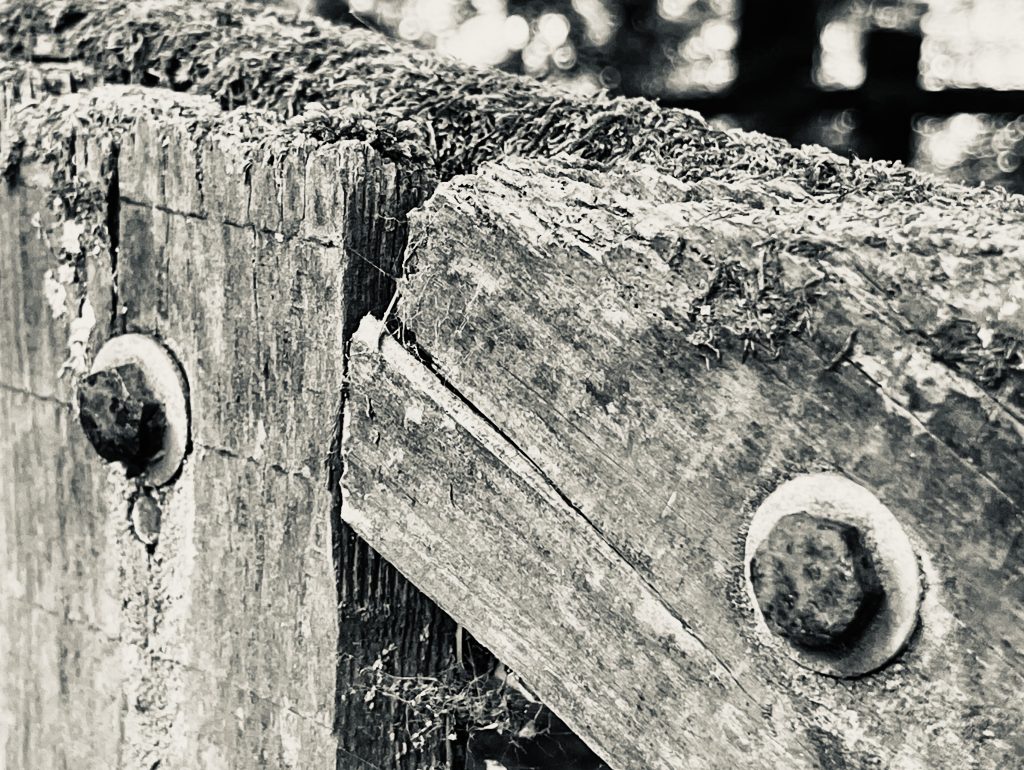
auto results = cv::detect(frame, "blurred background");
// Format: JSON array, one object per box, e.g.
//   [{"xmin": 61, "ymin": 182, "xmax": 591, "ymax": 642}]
[{"xmin": 299, "ymin": 0, "xmax": 1024, "ymax": 193}]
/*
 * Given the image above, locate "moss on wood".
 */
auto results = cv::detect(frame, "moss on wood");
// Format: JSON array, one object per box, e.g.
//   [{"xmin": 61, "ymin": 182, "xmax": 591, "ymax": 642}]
[
  {"xmin": 1, "ymin": 0, "xmax": 1020, "ymax": 397},
  {"xmin": 0, "ymin": 0, "xmax": 1016, "ymax": 207}
]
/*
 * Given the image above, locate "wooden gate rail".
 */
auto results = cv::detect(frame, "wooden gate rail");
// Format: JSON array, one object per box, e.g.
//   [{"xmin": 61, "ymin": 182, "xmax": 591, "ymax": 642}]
[
  {"xmin": 1, "ymin": 2, "xmax": 1022, "ymax": 769},
  {"xmin": 343, "ymin": 153, "xmax": 1024, "ymax": 769}
]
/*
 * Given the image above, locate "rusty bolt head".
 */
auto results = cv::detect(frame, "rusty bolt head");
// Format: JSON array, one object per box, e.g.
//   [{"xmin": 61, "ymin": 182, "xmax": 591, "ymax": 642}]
[
  {"xmin": 78, "ymin": 363, "xmax": 168, "ymax": 477},
  {"xmin": 80, "ymin": 334, "xmax": 189, "ymax": 486},
  {"xmin": 749, "ymin": 512, "xmax": 884, "ymax": 651}
]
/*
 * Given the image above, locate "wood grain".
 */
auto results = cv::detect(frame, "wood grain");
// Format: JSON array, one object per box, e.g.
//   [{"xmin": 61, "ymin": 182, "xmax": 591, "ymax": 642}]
[
  {"xmin": 344, "ymin": 323, "xmax": 822, "ymax": 769},
  {"xmin": 0, "ymin": 82, "xmax": 454, "ymax": 769},
  {"xmin": 2, "ymin": 3, "xmax": 1023, "ymax": 767},
  {"xmin": 342, "ymin": 156, "xmax": 1024, "ymax": 769}
]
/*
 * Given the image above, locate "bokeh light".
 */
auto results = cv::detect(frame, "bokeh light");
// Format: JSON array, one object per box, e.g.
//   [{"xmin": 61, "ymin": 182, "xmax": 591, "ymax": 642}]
[
  {"xmin": 310, "ymin": 0, "xmax": 1024, "ymax": 192},
  {"xmin": 921, "ymin": 0, "xmax": 1024, "ymax": 89}
]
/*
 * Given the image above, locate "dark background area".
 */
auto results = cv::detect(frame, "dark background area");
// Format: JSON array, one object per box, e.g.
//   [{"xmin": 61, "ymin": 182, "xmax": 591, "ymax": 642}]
[{"xmin": 303, "ymin": 0, "xmax": 1024, "ymax": 193}]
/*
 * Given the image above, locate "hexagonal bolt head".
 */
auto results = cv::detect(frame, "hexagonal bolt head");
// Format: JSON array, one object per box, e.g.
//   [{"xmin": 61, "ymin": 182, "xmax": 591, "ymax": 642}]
[
  {"xmin": 750, "ymin": 512, "xmax": 885, "ymax": 651},
  {"xmin": 78, "ymin": 363, "xmax": 168, "ymax": 477}
]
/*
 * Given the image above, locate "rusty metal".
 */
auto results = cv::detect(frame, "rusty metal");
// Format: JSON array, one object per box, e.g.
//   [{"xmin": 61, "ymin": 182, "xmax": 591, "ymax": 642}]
[
  {"xmin": 78, "ymin": 363, "xmax": 168, "ymax": 476},
  {"xmin": 78, "ymin": 334, "xmax": 189, "ymax": 485},
  {"xmin": 749, "ymin": 511, "xmax": 884, "ymax": 651}
]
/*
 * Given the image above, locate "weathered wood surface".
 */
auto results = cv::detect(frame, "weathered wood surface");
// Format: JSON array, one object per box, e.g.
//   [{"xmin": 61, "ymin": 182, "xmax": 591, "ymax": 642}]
[
  {"xmin": 343, "ymin": 155, "xmax": 1024, "ymax": 769},
  {"xmin": 0, "ymin": 79, "xmax": 455, "ymax": 769},
  {"xmin": 1, "ymin": 2, "xmax": 1023, "ymax": 769},
  {"xmin": 345, "ymin": 325, "xmax": 812, "ymax": 770}
]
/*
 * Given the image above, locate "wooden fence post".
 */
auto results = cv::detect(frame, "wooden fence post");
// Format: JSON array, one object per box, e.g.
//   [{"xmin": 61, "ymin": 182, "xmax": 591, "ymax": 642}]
[
  {"xmin": 0, "ymin": 76, "xmax": 454, "ymax": 769},
  {"xmin": 1, "ymin": 3, "xmax": 1022, "ymax": 769}
]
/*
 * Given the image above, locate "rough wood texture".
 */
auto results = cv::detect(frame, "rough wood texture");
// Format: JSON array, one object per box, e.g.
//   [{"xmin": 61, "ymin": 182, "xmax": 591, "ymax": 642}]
[
  {"xmin": 0, "ymin": 81, "xmax": 455, "ymax": 769},
  {"xmin": 343, "ymin": 155, "xmax": 1024, "ymax": 769},
  {"xmin": 2, "ymin": 2, "xmax": 1023, "ymax": 769},
  {"xmin": 344, "ymin": 326, "xmax": 816, "ymax": 770},
  {"xmin": 0, "ymin": 66, "xmax": 124, "ymax": 770},
  {"xmin": 3, "ymin": 0, "xmax": 1018, "ymax": 403}
]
